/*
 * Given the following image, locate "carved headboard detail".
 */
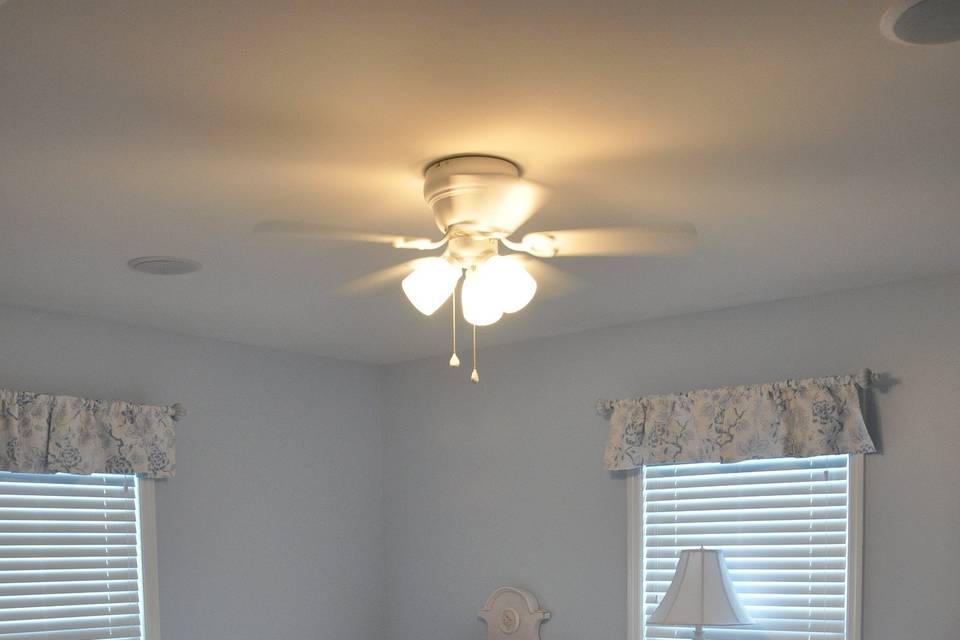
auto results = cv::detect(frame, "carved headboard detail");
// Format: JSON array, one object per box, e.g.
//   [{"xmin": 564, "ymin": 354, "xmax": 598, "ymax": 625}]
[{"xmin": 479, "ymin": 586, "xmax": 550, "ymax": 640}]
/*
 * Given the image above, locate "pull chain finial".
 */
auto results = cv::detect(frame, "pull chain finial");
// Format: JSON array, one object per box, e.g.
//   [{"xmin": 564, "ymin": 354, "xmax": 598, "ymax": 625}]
[
  {"xmin": 470, "ymin": 324, "xmax": 479, "ymax": 383},
  {"xmin": 449, "ymin": 286, "xmax": 460, "ymax": 367}
]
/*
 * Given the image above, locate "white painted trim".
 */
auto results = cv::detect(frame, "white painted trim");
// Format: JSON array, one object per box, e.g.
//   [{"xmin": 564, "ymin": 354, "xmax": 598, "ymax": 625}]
[
  {"xmin": 627, "ymin": 470, "xmax": 644, "ymax": 640},
  {"xmin": 846, "ymin": 454, "xmax": 865, "ymax": 640},
  {"xmin": 136, "ymin": 478, "xmax": 162, "ymax": 640}
]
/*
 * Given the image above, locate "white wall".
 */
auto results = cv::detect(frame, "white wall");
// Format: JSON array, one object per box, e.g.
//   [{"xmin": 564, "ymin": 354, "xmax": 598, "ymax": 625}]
[
  {"xmin": 380, "ymin": 275, "xmax": 960, "ymax": 640},
  {"xmin": 2, "ymin": 275, "xmax": 958, "ymax": 640},
  {"xmin": 0, "ymin": 306, "xmax": 385, "ymax": 640}
]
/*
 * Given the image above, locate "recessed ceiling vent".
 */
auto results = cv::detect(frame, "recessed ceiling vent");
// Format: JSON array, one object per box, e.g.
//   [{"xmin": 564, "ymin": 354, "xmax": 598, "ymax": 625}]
[
  {"xmin": 881, "ymin": 0, "xmax": 960, "ymax": 45},
  {"xmin": 128, "ymin": 256, "xmax": 201, "ymax": 275}
]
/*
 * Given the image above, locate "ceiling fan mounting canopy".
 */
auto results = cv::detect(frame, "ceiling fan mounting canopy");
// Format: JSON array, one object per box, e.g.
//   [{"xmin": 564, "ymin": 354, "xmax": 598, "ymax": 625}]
[
  {"xmin": 423, "ymin": 153, "xmax": 522, "ymax": 179},
  {"xmin": 423, "ymin": 155, "xmax": 543, "ymax": 237}
]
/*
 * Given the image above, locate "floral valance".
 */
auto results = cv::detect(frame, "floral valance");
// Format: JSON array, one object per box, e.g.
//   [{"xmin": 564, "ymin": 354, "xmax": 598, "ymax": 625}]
[
  {"xmin": 596, "ymin": 372, "xmax": 877, "ymax": 471},
  {"xmin": 0, "ymin": 388, "xmax": 181, "ymax": 479}
]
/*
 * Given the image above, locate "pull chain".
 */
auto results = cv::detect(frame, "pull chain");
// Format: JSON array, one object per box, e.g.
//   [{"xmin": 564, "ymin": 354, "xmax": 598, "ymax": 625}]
[
  {"xmin": 470, "ymin": 324, "xmax": 479, "ymax": 383},
  {"xmin": 448, "ymin": 287, "xmax": 460, "ymax": 367}
]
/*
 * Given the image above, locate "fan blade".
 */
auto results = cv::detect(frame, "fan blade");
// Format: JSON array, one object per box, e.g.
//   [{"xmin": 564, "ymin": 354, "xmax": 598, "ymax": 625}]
[
  {"xmin": 332, "ymin": 258, "xmax": 430, "ymax": 297},
  {"xmin": 436, "ymin": 175, "xmax": 550, "ymax": 233},
  {"xmin": 254, "ymin": 220, "xmax": 436, "ymax": 249},
  {"xmin": 520, "ymin": 222, "xmax": 697, "ymax": 257},
  {"xmin": 502, "ymin": 255, "xmax": 586, "ymax": 300}
]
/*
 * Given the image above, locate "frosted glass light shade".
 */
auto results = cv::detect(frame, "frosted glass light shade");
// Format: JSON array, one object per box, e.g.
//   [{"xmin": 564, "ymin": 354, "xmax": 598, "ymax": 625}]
[
  {"xmin": 461, "ymin": 266, "xmax": 504, "ymax": 326},
  {"xmin": 401, "ymin": 258, "xmax": 462, "ymax": 316},
  {"xmin": 483, "ymin": 256, "xmax": 537, "ymax": 313},
  {"xmin": 648, "ymin": 549, "xmax": 752, "ymax": 627}
]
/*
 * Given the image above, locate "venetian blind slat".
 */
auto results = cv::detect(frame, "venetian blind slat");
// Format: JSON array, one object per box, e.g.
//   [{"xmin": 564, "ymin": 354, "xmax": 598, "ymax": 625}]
[
  {"xmin": 0, "ymin": 472, "xmax": 142, "ymax": 640},
  {"xmin": 641, "ymin": 455, "xmax": 850, "ymax": 640}
]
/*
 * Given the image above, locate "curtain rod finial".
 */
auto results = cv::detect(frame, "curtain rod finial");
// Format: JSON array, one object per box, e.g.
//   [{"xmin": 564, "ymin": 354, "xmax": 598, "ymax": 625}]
[
  {"xmin": 171, "ymin": 403, "xmax": 186, "ymax": 421},
  {"xmin": 854, "ymin": 369, "xmax": 875, "ymax": 389},
  {"xmin": 595, "ymin": 399, "xmax": 615, "ymax": 421}
]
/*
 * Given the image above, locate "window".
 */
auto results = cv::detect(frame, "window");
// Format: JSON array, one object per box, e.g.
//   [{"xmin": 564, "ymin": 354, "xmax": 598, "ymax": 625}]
[
  {"xmin": 0, "ymin": 471, "xmax": 159, "ymax": 640},
  {"xmin": 629, "ymin": 455, "xmax": 863, "ymax": 640}
]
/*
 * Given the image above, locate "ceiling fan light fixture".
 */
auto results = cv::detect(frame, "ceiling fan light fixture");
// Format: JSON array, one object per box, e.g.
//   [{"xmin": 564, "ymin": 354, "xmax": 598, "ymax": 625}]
[
  {"xmin": 484, "ymin": 256, "xmax": 537, "ymax": 314},
  {"xmin": 401, "ymin": 257, "xmax": 462, "ymax": 316},
  {"xmin": 461, "ymin": 256, "xmax": 538, "ymax": 325},
  {"xmin": 461, "ymin": 266, "xmax": 505, "ymax": 327},
  {"xmin": 256, "ymin": 153, "xmax": 698, "ymax": 382}
]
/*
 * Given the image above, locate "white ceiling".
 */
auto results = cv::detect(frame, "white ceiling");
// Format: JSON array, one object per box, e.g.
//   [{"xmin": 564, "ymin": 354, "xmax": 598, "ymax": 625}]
[{"xmin": 1, "ymin": 1, "xmax": 958, "ymax": 363}]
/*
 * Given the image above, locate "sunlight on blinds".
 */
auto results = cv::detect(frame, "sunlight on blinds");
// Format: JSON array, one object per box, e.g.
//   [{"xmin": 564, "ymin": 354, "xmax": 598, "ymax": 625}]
[
  {"xmin": 0, "ymin": 472, "xmax": 144, "ymax": 640},
  {"xmin": 641, "ymin": 455, "xmax": 850, "ymax": 640}
]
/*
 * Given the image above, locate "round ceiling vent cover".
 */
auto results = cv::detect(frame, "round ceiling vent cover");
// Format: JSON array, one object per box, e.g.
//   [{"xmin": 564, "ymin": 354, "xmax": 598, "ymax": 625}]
[
  {"xmin": 128, "ymin": 256, "xmax": 202, "ymax": 275},
  {"xmin": 881, "ymin": 0, "xmax": 960, "ymax": 45}
]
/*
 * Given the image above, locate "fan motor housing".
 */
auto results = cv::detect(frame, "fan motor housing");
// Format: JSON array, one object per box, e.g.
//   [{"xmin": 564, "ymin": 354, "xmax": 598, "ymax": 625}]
[
  {"xmin": 446, "ymin": 235, "xmax": 499, "ymax": 267},
  {"xmin": 423, "ymin": 155, "xmax": 522, "ymax": 233}
]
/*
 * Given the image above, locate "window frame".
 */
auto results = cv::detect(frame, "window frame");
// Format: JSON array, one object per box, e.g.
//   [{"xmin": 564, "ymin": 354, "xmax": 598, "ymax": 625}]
[
  {"xmin": 627, "ymin": 454, "xmax": 864, "ymax": 640},
  {"xmin": 0, "ymin": 471, "xmax": 161, "ymax": 640},
  {"xmin": 135, "ymin": 478, "xmax": 162, "ymax": 640}
]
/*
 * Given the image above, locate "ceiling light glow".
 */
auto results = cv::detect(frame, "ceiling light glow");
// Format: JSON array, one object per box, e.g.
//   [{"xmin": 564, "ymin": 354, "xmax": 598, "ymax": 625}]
[
  {"xmin": 461, "ymin": 265, "xmax": 505, "ymax": 326},
  {"xmin": 483, "ymin": 256, "xmax": 537, "ymax": 314},
  {"xmin": 460, "ymin": 256, "xmax": 538, "ymax": 326},
  {"xmin": 401, "ymin": 257, "xmax": 462, "ymax": 316}
]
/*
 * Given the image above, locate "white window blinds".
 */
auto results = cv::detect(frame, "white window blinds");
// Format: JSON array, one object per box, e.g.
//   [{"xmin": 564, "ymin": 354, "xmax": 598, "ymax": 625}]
[
  {"xmin": 0, "ymin": 472, "xmax": 145, "ymax": 640},
  {"xmin": 639, "ymin": 455, "xmax": 859, "ymax": 640}
]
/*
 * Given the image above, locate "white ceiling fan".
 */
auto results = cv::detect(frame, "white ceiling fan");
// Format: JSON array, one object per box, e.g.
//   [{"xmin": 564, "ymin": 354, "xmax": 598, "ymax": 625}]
[{"xmin": 256, "ymin": 154, "xmax": 697, "ymax": 381}]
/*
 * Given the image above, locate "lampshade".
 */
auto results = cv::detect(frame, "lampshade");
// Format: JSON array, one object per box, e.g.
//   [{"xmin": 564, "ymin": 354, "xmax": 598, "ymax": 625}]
[
  {"xmin": 401, "ymin": 258, "xmax": 462, "ymax": 316},
  {"xmin": 648, "ymin": 549, "xmax": 752, "ymax": 630}
]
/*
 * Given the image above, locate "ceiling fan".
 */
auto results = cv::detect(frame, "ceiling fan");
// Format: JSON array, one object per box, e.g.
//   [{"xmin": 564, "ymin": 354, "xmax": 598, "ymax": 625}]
[{"xmin": 256, "ymin": 154, "xmax": 697, "ymax": 382}]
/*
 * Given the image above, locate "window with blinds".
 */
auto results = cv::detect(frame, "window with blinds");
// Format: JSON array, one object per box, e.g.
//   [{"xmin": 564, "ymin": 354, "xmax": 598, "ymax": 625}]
[
  {"xmin": 637, "ymin": 454, "xmax": 861, "ymax": 640},
  {"xmin": 0, "ymin": 471, "xmax": 149, "ymax": 640}
]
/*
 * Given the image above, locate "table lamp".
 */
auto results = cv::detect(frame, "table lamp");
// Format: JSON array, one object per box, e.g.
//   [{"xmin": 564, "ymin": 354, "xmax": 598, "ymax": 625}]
[{"xmin": 647, "ymin": 548, "xmax": 753, "ymax": 640}]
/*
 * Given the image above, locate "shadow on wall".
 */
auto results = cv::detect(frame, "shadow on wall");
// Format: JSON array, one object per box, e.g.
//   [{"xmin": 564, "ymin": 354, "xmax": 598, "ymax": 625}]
[{"xmin": 862, "ymin": 371, "xmax": 900, "ymax": 453}]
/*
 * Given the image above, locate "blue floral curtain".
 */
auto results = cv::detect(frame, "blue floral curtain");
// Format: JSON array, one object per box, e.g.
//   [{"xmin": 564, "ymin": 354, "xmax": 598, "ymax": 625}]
[
  {"xmin": 597, "ymin": 374, "xmax": 876, "ymax": 471},
  {"xmin": 0, "ymin": 388, "xmax": 178, "ymax": 479}
]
